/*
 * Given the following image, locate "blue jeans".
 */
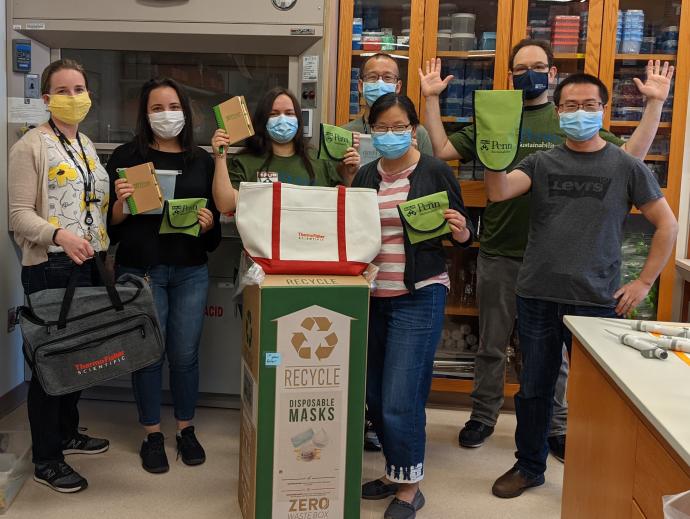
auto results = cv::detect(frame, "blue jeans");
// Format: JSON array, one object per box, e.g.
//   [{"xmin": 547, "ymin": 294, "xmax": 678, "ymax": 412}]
[
  {"xmin": 118, "ymin": 264, "xmax": 209, "ymax": 426},
  {"xmin": 366, "ymin": 284, "xmax": 447, "ymax": 483},
  {"xmin": 514, "ymin": 296, "xmax": 618, "ymax": 477}
]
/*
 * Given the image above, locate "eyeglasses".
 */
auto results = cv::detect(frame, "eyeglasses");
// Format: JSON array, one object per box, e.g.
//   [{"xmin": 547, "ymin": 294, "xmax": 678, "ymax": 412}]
[
  {"xmin": 558, "ymin": 101, "xmax": 604, "ymax": 113},
  {"xmin": 371, "ymin": 124, "xmax": 412, "ymax": 135},
  {"xmin": 362, "ymin": 73, "xmax": 399, "ymax": 84},
  {"xmin": 512, "ymin": 63, "xmax": 550, "ymax": 75}
]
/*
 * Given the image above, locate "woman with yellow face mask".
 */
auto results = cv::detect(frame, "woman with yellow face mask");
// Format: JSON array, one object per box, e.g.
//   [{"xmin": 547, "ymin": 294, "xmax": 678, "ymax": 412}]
[{"xmin": 8, "ymin": 59, "xmax": 110, "ymax": 494}]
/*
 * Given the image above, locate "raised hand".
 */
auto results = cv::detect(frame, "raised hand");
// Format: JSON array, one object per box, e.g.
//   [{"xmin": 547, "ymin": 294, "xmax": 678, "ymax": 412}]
[
  {"xmin": 633, "ymin": 60, "xmax": 675, "ymax": 102},
  {"xmin": 419, "ymin": 58, "xmax": 454, "ymax": 98}
]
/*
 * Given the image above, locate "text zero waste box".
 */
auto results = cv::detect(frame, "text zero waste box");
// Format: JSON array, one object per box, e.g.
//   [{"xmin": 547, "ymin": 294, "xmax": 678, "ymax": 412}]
[{"xmin": 239, "ymin": 275, "xmax": 370, "ymax": 519}]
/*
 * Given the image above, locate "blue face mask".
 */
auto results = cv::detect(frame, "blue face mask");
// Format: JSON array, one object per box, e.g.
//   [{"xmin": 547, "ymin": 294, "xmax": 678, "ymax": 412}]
[
  {"xmin": 363, "ymin": 80, "xmax": 397, "ymax": 106},
  {"xmin": 372, "ymin": 130, "xmax": 412, "ymax": 160},
  {"xmin": 266, "ymin": 115, "xmax": 299, "ymax": 143},
  {"xmin": 512, "ymin": 70, "xmax": 549, "ymax": 100},
  {"xmin": 559, "ymin": 109, "xmax": 603, "ymax": 141}
]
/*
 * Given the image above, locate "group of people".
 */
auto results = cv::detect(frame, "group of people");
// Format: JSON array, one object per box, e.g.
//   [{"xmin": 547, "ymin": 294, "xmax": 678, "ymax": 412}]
[{"xmin": 7, "ymin": 35, "xmax": 676, "ymax": 519}]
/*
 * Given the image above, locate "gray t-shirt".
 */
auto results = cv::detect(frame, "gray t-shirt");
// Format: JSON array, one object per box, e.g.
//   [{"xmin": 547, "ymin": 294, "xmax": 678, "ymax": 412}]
[
  {"xmin": 515, "ymin": 143, "xmax": 663, "ymax": 307},
  {"xmin": 342, "ymin": 117, "xmax": 434, "ymax": 156}
]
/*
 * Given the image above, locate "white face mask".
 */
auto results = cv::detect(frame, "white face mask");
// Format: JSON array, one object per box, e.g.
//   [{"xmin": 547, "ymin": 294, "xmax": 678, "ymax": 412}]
[{"xmin": 148, "ymin": 110, "xmax": 185, "ymax": 140}]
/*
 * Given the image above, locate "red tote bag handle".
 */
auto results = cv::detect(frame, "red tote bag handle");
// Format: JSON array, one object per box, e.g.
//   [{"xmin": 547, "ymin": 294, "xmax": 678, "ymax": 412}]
[{"xmin": 271, "ymin": 182, "xmax": 348, "ymax": 263}]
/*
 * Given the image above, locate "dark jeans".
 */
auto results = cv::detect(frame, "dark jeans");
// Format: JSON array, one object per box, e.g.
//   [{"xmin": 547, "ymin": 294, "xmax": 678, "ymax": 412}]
[
  {"xmin": 366, "ymin": 284, "xmax": 446, "ymax": 483},
  {"xmin": 514, "ymin": 296, "xmax": 618, "ymax": 477},
  {"xmin": 21, "ymin": 253, "xmax": 103, "ymax": 464},
  {"xmin": 118, "ymin": 264, "xmax": 209, "ymax": 426}
]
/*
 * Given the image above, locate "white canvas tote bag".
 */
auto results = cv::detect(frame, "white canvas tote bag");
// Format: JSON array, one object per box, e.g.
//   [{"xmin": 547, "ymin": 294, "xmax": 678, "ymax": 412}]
[{"xmin": 235, "ymin": 182, "xmax": 381, "ymax": 275}]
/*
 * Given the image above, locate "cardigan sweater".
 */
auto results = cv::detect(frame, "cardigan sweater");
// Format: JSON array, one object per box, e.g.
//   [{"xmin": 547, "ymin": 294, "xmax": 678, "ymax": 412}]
[{"xmin": 352, "ymin": 153, "xmax": 475, "ymax": 293}]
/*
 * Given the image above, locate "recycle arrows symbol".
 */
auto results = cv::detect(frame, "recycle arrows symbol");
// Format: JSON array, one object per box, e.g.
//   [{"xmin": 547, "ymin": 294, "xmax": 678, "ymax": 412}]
[
  {"xmin": 291, "ymin": 332, "xmax": 311, "ymax": 359},
  {"xmin": 315, "ymin": 332, "xmax": 337, "ymax": 360}
]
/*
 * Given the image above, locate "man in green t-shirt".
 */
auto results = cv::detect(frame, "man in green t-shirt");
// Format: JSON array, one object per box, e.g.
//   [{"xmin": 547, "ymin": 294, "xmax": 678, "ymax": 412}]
[
  {"xmin": 344, "ymin": 52, "xmax": 433, "ymax": 157},
  {"xmin": 420, "ymin": 39, "xmax": 674, "ymax": 459}
]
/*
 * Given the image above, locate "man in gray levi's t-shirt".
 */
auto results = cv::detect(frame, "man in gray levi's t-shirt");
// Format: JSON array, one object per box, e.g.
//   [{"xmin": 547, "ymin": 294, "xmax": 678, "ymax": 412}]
[
  {"xmin": 516, "ymin": 143, "xmax": 662, "ymax": 307},
  {"xmin": 484, "ymin": 73, "xmax": 678, "ymax": 500}
]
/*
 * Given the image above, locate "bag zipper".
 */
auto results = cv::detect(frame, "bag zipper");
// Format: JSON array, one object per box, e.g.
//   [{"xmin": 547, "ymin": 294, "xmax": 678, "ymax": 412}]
[
  {"xmin": 33, "ymin": 314, "xmax": 151, "ymax": 358},
  {"xmin": 43, "ymin": 324, "xmax": 146, "ymax": 357}
]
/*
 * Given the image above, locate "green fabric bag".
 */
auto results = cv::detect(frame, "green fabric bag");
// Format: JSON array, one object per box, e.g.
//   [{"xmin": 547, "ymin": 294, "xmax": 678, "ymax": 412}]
[
  {"xmin": 397, "ymin": 191, "xmax": 450, "ymax": 244},
  {"xmin": 318, "ymin": 123, "xmax": 353, "ymax": 160},
  {"xmin": 159, "ymin": 198, "xmax": 207, "ymax": 237},
  {"xmin": 473, "ymin": 90, "xmax": 524, "ymax": 171}
]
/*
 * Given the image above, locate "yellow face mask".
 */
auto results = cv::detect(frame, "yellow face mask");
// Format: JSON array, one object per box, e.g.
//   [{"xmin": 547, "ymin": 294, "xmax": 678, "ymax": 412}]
[{"xmin": 47, "ymin": 92, "xmax": 92, "ymax": 125}]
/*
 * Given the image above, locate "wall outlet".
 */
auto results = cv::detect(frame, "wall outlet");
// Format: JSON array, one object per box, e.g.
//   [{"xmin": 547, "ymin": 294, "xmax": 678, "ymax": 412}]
[{"xmin": 7, "ymin": 307, "xmax": 17, "ymax": 333}]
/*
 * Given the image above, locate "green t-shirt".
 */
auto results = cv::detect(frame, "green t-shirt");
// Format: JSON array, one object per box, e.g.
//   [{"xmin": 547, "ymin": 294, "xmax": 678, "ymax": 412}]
[
  {"xmin": 449, "ymin": 102, "xmax": 625, "ymax": 258},
  {"xmin": 228, "ymin": 150, "xmax": 342, "ymax": 188},
  {"xmin": 343, "ymin": 116, "xmax": 434, "ymax": 157}
]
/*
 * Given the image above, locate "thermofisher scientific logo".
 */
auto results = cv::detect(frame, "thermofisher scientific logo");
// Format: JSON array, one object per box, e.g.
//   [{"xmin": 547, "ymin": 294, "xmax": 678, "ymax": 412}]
[
  {"xmin": 298, "ymin": 232, "xmax": 326, "ymax": 241},
  {"xmin": 74, "ymin": 351, "xmax": 126, "ymax": 375}
]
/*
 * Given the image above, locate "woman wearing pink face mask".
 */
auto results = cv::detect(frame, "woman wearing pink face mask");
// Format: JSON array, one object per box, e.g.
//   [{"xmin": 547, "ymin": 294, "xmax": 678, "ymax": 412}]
[{"xmin": 9, "ymin": 59, "xmax": 110, "ymax": 494}]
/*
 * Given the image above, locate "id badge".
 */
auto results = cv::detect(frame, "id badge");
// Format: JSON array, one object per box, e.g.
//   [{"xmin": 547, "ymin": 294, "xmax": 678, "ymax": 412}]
[{"xmin": 257, "ymin": 171, "xmax": 279, "ymax": 183}]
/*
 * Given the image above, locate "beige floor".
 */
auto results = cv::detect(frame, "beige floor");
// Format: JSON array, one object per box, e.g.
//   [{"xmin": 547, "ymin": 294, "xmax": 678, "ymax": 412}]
[{"xmin": 0, "ymin": 400, "xmax": 563, "ymax": 518}]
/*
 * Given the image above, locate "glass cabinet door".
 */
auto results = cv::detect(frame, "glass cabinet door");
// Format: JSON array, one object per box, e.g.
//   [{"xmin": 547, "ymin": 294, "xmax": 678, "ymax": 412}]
[
  {"xmin": 338, "ymin": 0, "xmax": 424, "ymax": 124},
  {"xmin": 62, "ymin": 49, "xmax": 290, "ymax": 147},
  {"xmin": 607, "ymin": 0, "xmax": 681, "ymax": 189},
  {"xmin": 522, "ymin": 0, "xmax": 593, "ymax": 99}
]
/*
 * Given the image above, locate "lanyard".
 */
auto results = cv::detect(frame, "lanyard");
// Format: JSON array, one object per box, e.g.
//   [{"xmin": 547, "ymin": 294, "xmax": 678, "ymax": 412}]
[{"xmin": 48, "ymin": 119, "xmax": 99, "ymax": 226}]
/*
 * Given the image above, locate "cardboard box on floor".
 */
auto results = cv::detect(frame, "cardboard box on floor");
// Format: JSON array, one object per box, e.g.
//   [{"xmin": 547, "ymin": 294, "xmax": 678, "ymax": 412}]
[{"xmin": 239, "ymin": 275, "xmax": 370, "ymax": 519}]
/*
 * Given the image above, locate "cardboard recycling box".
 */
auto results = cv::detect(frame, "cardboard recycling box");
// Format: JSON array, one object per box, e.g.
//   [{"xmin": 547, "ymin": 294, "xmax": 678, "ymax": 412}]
[{"xmin": 239, "ymin": 275, "xmax": 370, "ymax": 519}]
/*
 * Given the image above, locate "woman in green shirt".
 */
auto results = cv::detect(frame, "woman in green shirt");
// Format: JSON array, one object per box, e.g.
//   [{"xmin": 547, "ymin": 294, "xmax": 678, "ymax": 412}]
[{"xmin": 212, "ymin": 87, "xmax": 360, "ymax": 212}]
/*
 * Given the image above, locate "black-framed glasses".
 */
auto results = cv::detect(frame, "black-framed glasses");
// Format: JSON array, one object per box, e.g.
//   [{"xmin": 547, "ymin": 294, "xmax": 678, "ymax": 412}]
[
  {"xmin": 371, "ymin": 124, "xmax": 412, "ymax": 135},
  {"xmin": 558, "ymin": 101, "xmax": 604, "ymax": 113},
  {"xmin": 362, "ymin": 73, "xmax": 399, "ymax": 84},
  {"xmin": 512, "ymin": 63, "xmax": 550, "ymax": 75}
]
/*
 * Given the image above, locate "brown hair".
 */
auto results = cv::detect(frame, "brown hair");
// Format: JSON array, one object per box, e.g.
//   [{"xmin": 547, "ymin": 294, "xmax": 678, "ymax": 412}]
[
  {"xmin": 509, "ymin": 39, "xmax": 554, "ymax": 70},
  {"xmin": 40, "ymin": 59, "xmax": 89, "ymax": 95}
]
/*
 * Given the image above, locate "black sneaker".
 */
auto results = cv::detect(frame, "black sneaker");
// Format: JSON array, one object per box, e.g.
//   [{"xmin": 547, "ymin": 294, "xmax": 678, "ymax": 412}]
[
  {"xmin": 34, "ymin": 461, "xmax": 88, "ymax": 493},
  {"xmin": 364, "ymin": 420, "xmax": 382, "ymax": 452},
  {"xmin": 176, "ymin": 426, "xmax": 206, "ymax": 466},
  {"xmin": 458, "ymin": 420, "xmax": 494, "ymax": 448},
  {"xmin": 548, "ymin": 434, "xmax": 566, "ymax": 463},
  {"xmin": 140, "ymin": 432, "xmax": 169, "ymax": 474},
  {"xmin": 62, "ymin": 433, "xmax": 110, "ymax": 455}
]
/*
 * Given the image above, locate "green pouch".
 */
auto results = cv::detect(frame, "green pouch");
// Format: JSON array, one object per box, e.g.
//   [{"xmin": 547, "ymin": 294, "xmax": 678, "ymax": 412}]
[
  {"xmin": 318, "ymin": 123, "xmax": 353, "ymax": 161},
  {"xmin": 397, "ymin": 191, "xmax": 450, "ymax": 244},
  {"xmin": 159, "ymin": 198, "xmax": 207, "ymax": 237},
  {"xmin": 473, "ymin": 90, "xmax": 524, "ymax": 171}
]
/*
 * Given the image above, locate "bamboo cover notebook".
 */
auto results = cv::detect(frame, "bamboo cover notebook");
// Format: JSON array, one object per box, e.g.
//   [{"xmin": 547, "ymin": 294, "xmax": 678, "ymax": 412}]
[
  {"xmin": 116, "ymin": 162, "xmax": 163, "ymax": 215},
  {"xmin": 212, "ymin": 96, "xmax": 254, "ymax": 146}
]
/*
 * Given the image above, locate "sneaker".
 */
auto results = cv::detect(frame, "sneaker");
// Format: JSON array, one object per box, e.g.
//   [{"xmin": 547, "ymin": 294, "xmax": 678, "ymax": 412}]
[
  {"xmin": 140, "ymin": 432, "xmax": 169, "ymax": 474},
  {"xmin": 364, "ymin": 420, "xmax": 382, "ymax": 452},
  {"xmin": 458, "ymin": 420, "xmax": 494, "ymax": 448},
  {"xmin": 62, "ymin": 433, "xmax": 110, "ymax": 455},
  {"xmin": 34, "ymin": 461, "xmax": 88, "ymax": 493},
  {"xmin": 176, "ymin": 426, "xmax": 206, "ymax": 466},
  {"xmin": 548, "ymin": 434, "xmax": 566, "ymax": 463},
  {"xmin": 361, "ymin": 479, "xmax": 400, "ymax": 500}
]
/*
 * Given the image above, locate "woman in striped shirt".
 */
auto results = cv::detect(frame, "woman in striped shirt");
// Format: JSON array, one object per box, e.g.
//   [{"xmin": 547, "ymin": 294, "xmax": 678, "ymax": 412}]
[{"xmin": 352, "ymin": 93, "xmax": 474, "ymax": 519}]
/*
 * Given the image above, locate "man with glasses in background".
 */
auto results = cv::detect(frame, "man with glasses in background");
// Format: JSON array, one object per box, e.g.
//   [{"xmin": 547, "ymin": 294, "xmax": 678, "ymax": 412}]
[
  {"xmin": 419, "ymin": 39, "xmax": 673, "ymax": 460},
  {"xmin": 483, "ymin": 72, "xmax": 677, "ymax": 497}
]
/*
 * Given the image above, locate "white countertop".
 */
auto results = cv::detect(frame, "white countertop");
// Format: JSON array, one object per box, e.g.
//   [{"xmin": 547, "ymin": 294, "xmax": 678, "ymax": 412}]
[{"xmin": 564, "ymin": 315, "xmax": 690, "ymax": 468}]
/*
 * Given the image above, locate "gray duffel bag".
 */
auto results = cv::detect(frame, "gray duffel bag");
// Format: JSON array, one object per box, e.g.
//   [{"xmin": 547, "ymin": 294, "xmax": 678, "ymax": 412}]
[{"xmin": 18, "ymin": 256, "xmax": 164, "ymax": 396}]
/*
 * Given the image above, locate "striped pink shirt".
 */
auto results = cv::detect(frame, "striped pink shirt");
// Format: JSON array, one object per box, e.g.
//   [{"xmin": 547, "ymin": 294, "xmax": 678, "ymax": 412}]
[{"xmin": 372, "ymin": 161, "xmax": 450, "ymax": 298}]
